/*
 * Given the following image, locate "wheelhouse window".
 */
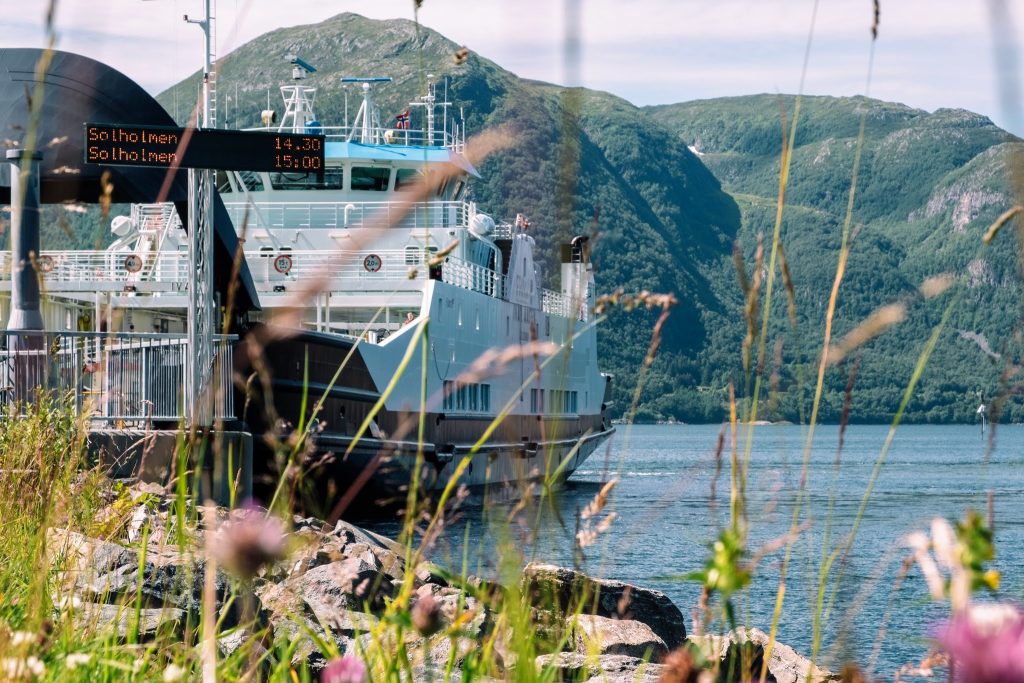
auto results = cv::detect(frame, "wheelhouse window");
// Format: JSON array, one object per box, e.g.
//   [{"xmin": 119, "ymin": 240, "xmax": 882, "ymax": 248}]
[
  {"xmin": 350, "ymin": 166, "xmax": 391, "ymax": 191},
  {"xmin": 268, "ymin": 169, "xmax": 341, "ymax": 190},
  {"xmin": 394, "ymin": 168, "xmax": 420, "ymax": 191}
]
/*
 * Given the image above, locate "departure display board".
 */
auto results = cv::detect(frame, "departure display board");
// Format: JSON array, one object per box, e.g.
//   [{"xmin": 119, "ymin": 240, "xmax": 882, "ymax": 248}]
[{"xmin": 84, "ymin": 123, "xmax": 325, "ymax": 173}]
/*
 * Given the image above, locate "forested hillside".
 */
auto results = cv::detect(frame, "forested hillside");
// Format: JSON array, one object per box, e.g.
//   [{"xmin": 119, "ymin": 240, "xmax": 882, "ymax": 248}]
[
  {"xmin": 158, "ymin": 14, "xmax": 1024, "ymax": 422},
  {"xmin": 648, "ymin": 96, "xmax": 1024, "ymax": 422}
]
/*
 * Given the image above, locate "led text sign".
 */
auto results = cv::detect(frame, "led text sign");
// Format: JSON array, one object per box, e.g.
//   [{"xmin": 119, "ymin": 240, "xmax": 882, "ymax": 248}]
[{"xmin": 84, "ymin": 123, "xmax": 324, "ymax": 173}]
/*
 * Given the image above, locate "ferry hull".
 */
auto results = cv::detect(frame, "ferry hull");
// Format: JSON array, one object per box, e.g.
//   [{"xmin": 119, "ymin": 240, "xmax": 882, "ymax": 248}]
[{"xmin": 237, "ymin": 328, "xmax": 614, "ymax": 510}]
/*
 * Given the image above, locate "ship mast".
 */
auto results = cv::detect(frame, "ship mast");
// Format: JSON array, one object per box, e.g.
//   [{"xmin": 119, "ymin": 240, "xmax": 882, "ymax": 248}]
[
  {"xmin": 184, "ymin": 0, "xmax": 216, "ymax": 129},
  {"xmin": 341, "ymin": 77, "xmax": 392, "ymax": 144},
  {"xmin": 183, "ymin": 0, "xmax": 217, "ymax": 426}
]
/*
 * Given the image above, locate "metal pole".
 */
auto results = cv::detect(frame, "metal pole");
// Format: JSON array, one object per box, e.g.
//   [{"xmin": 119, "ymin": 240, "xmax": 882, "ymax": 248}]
[
  {"xmin": 6, "ymin": 150, "xmax": 45, "ymax": 404},
  {"xmin": 6, "ymin": 150, "xmax": 44, "ymax": 332},
  {"xmin": 187, "ymin": 167, "xmax": 215, "ymax": 427}
]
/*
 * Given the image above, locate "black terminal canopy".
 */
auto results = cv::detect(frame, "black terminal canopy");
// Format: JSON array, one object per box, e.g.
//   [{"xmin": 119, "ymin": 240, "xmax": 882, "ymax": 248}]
[{"xmin": 0, "ymin": 48, "xmax": 259, "ymax": 312}]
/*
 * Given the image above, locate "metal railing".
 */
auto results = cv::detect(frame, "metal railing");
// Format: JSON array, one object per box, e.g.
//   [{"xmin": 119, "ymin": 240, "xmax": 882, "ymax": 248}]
[
  {"xmin": 0, "ymin": 251, "xmax": 189, "ymax": 292},
  {"xmin": 0, "ymin": 331, "xmax": 235, "ymax": 424},
  {"xmin": 224, "ymin": 200, "xmax": 469, "ymax": 232},
  {"xmin": 542, "ymin": 289, "xmax": 588, "ymax": 322},
  {"xmin": 440, "ymin": 257, "xmax": 503, "ymax": 298},
  {"xmin": 246, "ymin": 125, "xmax": 459, "ymax": 149},
  {"xmin": 247, "ymin": 248, "xmax": 426, "ymax": 288}
]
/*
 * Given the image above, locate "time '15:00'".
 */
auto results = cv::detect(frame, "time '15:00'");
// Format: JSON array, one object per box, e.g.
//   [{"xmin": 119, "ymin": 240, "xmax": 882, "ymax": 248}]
[{"xmin": 274, "ymin": 154, "xmax": 322, "ymax": 170}]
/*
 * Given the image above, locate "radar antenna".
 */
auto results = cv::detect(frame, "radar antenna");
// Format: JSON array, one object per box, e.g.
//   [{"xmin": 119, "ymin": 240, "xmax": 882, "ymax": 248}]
[{"xmin": 279, "ymin": 55, "xmax": 319, "ymax": 134}]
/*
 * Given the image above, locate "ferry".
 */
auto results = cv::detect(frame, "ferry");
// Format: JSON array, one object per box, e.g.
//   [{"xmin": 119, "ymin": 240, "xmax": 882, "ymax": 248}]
[{"xmin": 0, "ymin": 51, "xmax": 616, "ymax": 506}]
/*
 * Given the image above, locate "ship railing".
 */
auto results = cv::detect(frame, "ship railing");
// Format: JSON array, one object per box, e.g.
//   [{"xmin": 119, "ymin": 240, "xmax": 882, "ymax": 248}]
[
  {"xmin": 247, "ymin": 248, "xmax": 428, "ymax": 288},
  {"xmin": 131, "ymin": 202, "xmax": 182, "ymax": 235},
  {"xmin": 247, "ymin": 125, "xmax": 457, "ymax": 148},
  {"xmin": 224, "ymin": 200, "xmax": 469, "ymax": 232},
  {"xmin": 0, "ymin": 250, "xmax": 189, "ymax": 291},
  {"xmin": 542, "ymin": 289, "xmax": 588, "ymax": 322},
  {"xmin": 439, "ymin": 257, "xmax": 503, "ymax": 298},
  {"xmin": 0, "ymin": 331, "xmax": 235, "ymax": 424}
]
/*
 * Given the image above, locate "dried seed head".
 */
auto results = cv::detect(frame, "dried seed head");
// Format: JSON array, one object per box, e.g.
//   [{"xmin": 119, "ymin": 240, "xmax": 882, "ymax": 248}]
[
  {"xmin": 212, "ymin": 506, "xmax": 288, "ymax": 579},
  {"xmin": 411, "ymin": 594, "xmax": 444, "ymax": 636}
]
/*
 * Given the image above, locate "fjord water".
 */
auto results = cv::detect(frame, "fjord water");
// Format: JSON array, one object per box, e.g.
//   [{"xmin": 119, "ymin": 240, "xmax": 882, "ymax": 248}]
[{"xmin": 373, "ymin": 424, "xmax": 1024, "ymax": 675}]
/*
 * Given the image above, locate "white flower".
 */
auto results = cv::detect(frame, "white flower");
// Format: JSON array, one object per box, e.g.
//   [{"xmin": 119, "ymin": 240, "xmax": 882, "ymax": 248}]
[
  {"xmin": 163, "ymin": 663, "xmax": 186, "ymax": 682},
  {"xmin": 57, "ymin": 594, "xmax": 84, "ymax": 610},
  {"xmin": 931, "ymin": 517, "xmax": 958, "ymax": 568},
  {"xmin": 1, "ymin": 656, "xmax": 46, "ymax": 679},
  {"xmin": 65, "ymin": 653, "xmax": 92, "ymax": 670},
  {"xmin": 9, "ymin": 632, "xmax": 35, "ymax": 647}
]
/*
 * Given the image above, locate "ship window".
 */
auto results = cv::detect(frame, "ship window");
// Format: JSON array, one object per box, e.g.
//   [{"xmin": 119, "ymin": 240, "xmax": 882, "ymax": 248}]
[
  {"xmin": 530, "ymin": 389, "xmax": 537, "ymax": 413},
  {"xmin": 319, "ymin": 168, "xmax": 344, "ymax": 189},
  {"xmin": 506, "ymin": 316, "xmax": 510, "ymax": 335},
  {"xmin": 456, "ymin": 384, "xmax": 466, "ymax": 411},
  {"xmin": 269, "ymin": 172, "xmax": 319, "ymax": 190},
  {"xmin": 239, "ymin": 171, "xmax": 264, "ymax": 192},
  {"xmin": 406, "ymin": 246, "xmax": 437, "ymax": 265},
  {"xmin": 475, "ymin": 309, "xmax": 480, "ymax": 331},
  {"xmin": 443, "ymin": 380, "xmax": 454, "ymax": 411},
  {"xmin": 216, "ymin": 170, "xmax": 232, "ymax": 193},
  {"xmin": 395, "ymin": 168, "xmax": 420, "ymax": 191},
  {"xmin": 351, "ymin": 166, "xmax": 391, "ymax": 191},
  {"xmin": 458, "ymin": 304, "xmax": 462, "ymax": 326},
  {"xmin": 470, "ymin": 385, "xmax": 478, "ymax": 411},
  {"xmin": 481, "ymin": 384, "xmax": 490, "ymax": 412}
]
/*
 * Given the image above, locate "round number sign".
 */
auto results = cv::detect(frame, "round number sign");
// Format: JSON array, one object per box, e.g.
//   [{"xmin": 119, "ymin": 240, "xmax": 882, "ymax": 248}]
[
  {"xmin": 363, "ymin": 253, "xmax": 382, "ymax": 273},
  {"xmin": 273, "ymin": 254, "xmax": 293, "ymax": 274},
  {"xmin": 124, "ymin": 254, "xmax": 143, "ymax": 273}
]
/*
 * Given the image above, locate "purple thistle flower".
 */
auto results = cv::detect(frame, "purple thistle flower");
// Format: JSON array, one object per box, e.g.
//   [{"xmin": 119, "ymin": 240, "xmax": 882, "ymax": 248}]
[
  {"xmin": 936, "ymin": 603, "xmax": 1024, "ymax": 683},
  {"xmin": 321, "ymin": 655, "xmax": 367, "ymax": 683},
  {"xmin": 212, "ymin": 504, "xmax": 287, "ymax": 579}
]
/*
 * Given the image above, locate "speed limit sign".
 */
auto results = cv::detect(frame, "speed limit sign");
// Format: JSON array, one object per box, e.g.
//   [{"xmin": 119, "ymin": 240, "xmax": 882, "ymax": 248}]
[
  {"xmin": 124, "ymin": 254, "xmax": 143, "ymax": 273},
  {"xmin": 274, "ymin": 253, "xmax": 293, "ymax": 274}
]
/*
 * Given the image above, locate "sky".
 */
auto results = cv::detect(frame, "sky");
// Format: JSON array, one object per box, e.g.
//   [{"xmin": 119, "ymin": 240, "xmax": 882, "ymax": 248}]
[{"xmin": 7, "ymin": 0, "xmax": 1024, "ymax": 136}]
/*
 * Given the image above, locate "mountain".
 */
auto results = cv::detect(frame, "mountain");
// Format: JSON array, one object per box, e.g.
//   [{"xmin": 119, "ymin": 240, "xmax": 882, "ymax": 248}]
[
  {"xmin": 158, "ymin": 14, "xmax": 1024, "ymax": 423},
  {"xmin": 648, "ymin": 95, "xmax": 1024, "ymax": 422}
]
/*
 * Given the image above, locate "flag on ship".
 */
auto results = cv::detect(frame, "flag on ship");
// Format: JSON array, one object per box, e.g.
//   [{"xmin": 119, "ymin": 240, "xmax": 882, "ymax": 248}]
[{"xmin": 395, "ymin": 110, "xmax": 410, "ymax": 129}]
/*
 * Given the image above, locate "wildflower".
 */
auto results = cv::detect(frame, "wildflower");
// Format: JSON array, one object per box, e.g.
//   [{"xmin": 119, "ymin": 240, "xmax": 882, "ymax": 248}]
[
  {"xmin": 935, "ymin": 602, "xmax": 1024, "ymax": 682},
  {"xmin": 321, "ymin": 655, "xmax": 367, "ymax": 683},
  {"xmin": 0, "ymin": 656, "xmax": 46, "ymax": 679},
  {"xmin": 411, "ymin": 594, "xmax": 444, "ymax": 637},
  {"xmin": 212, "ymin": 505, "xmax": 288, "ymax": 579},
  {"xmin": 9, "ymin": 631, "xmax": 36, "ymax": 647},
  {"xmin": 907, "ymin": 512, "xmax": 999, "ymax": 611},
  {"xmin": 163, "ymin": 662, "xmax": 186, "ymax": 682},
  {"xmin": 64, "ymin": 653, "xmax": 92, "ymax": 669}
]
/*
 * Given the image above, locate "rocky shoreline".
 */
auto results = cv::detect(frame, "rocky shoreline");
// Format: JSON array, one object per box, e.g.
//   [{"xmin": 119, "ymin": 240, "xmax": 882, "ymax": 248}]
[{"xmin": 46, "ymin": 484, "xmax": 837, "ymax": 682}]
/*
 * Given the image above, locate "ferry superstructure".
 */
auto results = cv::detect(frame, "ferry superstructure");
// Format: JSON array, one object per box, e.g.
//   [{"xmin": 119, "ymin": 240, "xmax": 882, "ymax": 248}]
[{"xmin": 0, "ymin": 56, "xmax": 615, "ymax": 502}]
